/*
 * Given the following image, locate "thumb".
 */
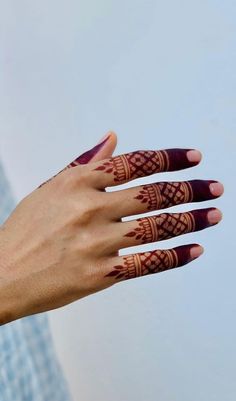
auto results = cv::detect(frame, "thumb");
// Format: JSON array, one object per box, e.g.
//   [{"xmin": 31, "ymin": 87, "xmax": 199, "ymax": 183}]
[
  {"xmin": 69, "ymin": 131, "xmax": 117, "ymax": 166},
  {"xmin": 38, "ymin": 131, "xmax": 117, "ymax": 189}
]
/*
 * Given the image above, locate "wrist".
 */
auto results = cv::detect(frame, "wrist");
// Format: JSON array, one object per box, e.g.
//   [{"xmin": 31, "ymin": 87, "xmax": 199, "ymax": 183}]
[
  {"xmin": 0, "ymin": 227, "xmax": 23, "ymax": 324},
  {"xmin": 0, "ymin": 279, "xmax": 19, "ymax": 325}
]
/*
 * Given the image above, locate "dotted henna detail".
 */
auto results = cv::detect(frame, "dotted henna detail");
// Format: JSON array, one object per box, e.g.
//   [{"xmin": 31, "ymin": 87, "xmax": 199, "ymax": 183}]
[
  {"xmin": 135, "ymin": 181, "xmax": 193, "ymax": 211},
  {"xmin": 38, "ymin": 160, "xmax": 81, "ymax": 189},
  {"xmin": 38, "ymin": 165, "xmax": 70, "ymax": 188},
  {"xmin": 94, "ymin": 150, "xmax": 169, "ymax": 182},
  {"xmin": 125, "ymin": 212, "xmax": 196, "ymax": 244},
  {"xmin": 105, "ymin": 249, "xmax": 178, "ymax": 280}
]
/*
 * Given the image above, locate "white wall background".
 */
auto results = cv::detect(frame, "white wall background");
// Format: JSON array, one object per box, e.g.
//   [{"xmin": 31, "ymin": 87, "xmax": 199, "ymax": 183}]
[{"xmin": 1, "ymin": 1, "xmax": 236, "ymax": 400}]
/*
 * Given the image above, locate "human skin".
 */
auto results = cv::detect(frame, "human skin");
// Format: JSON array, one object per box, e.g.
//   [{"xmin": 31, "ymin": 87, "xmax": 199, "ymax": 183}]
[{"xmin": 0, "ymin": 132, "xmax": 224, "ymax": 324}]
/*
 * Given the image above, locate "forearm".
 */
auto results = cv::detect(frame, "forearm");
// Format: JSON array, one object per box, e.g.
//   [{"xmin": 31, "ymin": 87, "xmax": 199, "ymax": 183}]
[{"xmin": 0, "ymin": 279, "xmax": 21, "ymax": 325}]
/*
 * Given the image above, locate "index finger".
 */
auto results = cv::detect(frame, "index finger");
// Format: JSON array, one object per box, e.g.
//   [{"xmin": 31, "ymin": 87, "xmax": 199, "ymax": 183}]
[{"xmin": 87, "ymin": 148, "xmax": 202, "ymax": 188}]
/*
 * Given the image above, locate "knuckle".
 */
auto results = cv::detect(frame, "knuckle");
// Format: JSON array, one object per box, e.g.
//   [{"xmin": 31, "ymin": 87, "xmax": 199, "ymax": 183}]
[
  {"xmin": 60, "ymin": 167, "xmax": 78, "ymax": 189},
  {"xmin": 77, "ymin": 197, "xmax": 105, "ymax": 224},
  {"xmin": 74, "ymin": 167, "xmax": 91, "ymax": 185}
]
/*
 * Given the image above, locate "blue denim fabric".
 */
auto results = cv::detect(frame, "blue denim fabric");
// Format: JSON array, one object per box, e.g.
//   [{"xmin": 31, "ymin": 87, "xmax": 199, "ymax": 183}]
[{"xmin": 0, "ymin": 161, "xmax": 72, "ymax": 401}]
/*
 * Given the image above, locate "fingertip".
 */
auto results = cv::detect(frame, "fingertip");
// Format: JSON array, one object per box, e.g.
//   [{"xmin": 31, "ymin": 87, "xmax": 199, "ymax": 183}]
[
  {"xmin": 104, "ymin": 130, "xmax": 118, "ymax": 157},
  {"xmin": 107, "ymin": 130, "xmax": 118, "ymax": 146},
  {"xmin": 187, "ymin": 150, "xmax": 202, "ymax": 163},
  {"xmin": 209, "ymin": 181, "xmax": 224, "ymax": 197},
  {"xmin": 89, "ymin": 131, "xmax": 118, "ymax": 162},
  {"xmin": 165, "ymin": 148, "xmax": 203, "ymax": 171},
  {"xmin": 207, "ymin": 208, "xmax": 223, "ymax": 225},
  {"xmin": 173, "ymin": 243, "xmax": 204, "ymax": 267},
  {"xmin": 190, "ymin": 244, "xmax": 204, "ymax": 259}
]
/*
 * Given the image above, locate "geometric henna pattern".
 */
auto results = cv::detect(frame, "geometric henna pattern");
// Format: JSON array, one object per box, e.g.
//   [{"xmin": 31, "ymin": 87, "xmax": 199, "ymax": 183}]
[
  {"xmin": 134, "ymin": 181, "xmax": 194, "ymax": 211},
  {"xmin": 105, "ymin": 244, "xmax": 195, "ymax": 280},
  {"xmin": 94, "ymin": 150, "xmax": 170, "ymax": 182},
  {"xmin": 94, "ymin": 149, "xmax": 199, "ymax": 184},
  {"xmin": 39, "ymin": 147, "xmax": 201, "ymax": 189},
  {"xmin": 95, "ymin": 151, "xmax": 168, "ymax": 182},
  {"xmin": 134, "ymin": 180, "xmax": 218, "ymax": 211},
  {"xmin": 105, "ymin": 250, "xmax": 178, "ymax": 280},
  {"xmin": 105, "ymin": 207, "xmax": 214, "ymax": 280},
  {"xmin": 125, "ymin": 212, "xmax": 196, "ymax": 244}
]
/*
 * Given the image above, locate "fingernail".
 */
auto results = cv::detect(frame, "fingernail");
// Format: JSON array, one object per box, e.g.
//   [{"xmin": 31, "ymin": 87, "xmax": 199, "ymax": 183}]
[
  {"xmin": 190, "ymin": 245, "xmax": 204, "ymax": 259},
  {"xmin": 187, "ymin": 150, "xmax": 202, "ymax": 163},
  {"xmin": 209, "ymin": 182, "xmax": 224, "ymax": 197},
  {"xmin": 207, "ymin": 208, "xmax": 223, "ymax": 225},
  {"xmin": 75, "ymin": 134, "xmax": 111, "ymax": 165}
]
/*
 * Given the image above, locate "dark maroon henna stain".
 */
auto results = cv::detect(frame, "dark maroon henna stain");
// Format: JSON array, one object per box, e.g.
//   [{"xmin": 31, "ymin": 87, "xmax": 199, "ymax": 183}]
[
  {"xmin": 165, "ymin": 149, "xmax": 199, "ymax": 170},
  {"xmin": 125, "ymin": 208, "xmax": 217, "ymax": 245},
  {"xmin": 190, "ymin": 207, "xmax": 217, "ymax": 231},
  {"xmin": 94, "ymin": 149, "xmax": 198, "ymax": 183},
  {"xmin": 105, "ymin": 244, "xmax": 199, "ymax": 280},
  {"xmin": 38, "ymin": 135, "xmax": 110, "ymax": 189},
  {"xmin": 134, "ymin": 180, "xmax": 220, "ymax": 211},
  {"xmin": 71, "ymin": 135, "xmax": 111, "ymax": 165}
]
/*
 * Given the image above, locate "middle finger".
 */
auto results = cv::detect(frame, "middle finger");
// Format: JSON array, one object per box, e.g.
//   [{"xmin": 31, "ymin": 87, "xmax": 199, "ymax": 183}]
[{"xmin": 109, "ymin": 179, "xmax": 224, "ymax": 219}]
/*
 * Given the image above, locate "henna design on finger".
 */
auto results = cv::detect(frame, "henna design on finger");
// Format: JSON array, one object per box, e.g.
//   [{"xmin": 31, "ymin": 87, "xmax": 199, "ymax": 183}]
[
  {"xmin": 135, "ymin": 181, "xmax": 193, "ymax": 211},
  {"xmin": 106, "ymin": 250, "xmax": 178, "ymax": 279},
  {"xmin": 94, "ymin": 150, "xmax": 169, "ymax": 182},
  {"xmin": 105, "ymin": 244, "xmax": 198, "ymax": 280},
  {"xmin": 125, "ymin": 207, "xmax": 217, "ymax": 245},
  {"xmin": 71, "ymin": 135, "xmax": 111, "ymax": 165},
  {"xmin": 134, "ymin": 180, "xmax": 218, "ymax": 211},
  {"xmin": 94, "ymin": 149, "xmax": 199, "ymax": 183},
  {"xmin": 125, "ymin": 212, "xmax": 195, "ymax": 244}
]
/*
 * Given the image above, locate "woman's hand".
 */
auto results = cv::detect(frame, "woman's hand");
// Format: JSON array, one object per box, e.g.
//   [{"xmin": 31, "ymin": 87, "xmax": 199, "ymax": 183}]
[{"xmin": 0, "ymin": 133, "xmax": 224, "ymax": 324}]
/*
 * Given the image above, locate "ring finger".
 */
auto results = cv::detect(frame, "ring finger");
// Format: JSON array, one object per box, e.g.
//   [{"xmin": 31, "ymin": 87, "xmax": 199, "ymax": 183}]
[
  {"xmin": 109, "ymin": 180, "xmax": 224, "ymax": 219},
  {"xmin": 110, "ymin": 207, "xmax": 222, "ymax": 251}
]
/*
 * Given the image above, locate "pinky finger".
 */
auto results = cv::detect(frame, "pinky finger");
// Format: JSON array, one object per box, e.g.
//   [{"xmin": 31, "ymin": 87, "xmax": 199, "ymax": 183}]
[{"xmin": 105, "ymin": 244, "xmax": 204, "ymax": 281}]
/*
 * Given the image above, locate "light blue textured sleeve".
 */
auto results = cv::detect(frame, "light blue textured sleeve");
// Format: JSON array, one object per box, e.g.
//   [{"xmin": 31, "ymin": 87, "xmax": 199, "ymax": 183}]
[{"xmin": 0, "ymin": 161, "xmax": 72, "ymax": 401}]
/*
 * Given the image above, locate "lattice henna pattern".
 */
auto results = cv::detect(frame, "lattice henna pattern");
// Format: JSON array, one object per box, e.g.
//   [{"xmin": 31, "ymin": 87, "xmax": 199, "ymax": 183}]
[
  {"xmin": 105, "ymin": 243, "xmax": 198, "ymax": 280},
  {"xmin": 94, "ymin": 150, "xmax": 169, "ymax": 182},
  {"xmin": 94, "ymin": 148, "xmax": 200, "ymax": 183},
  {"xmin": 125, "ymin": 212, "xmax": 196, "ymax": 244},
  {"xmin": 105, "ymin": 249, "xmax": 179, "ymax": 280},
  {"xmin": 135, "ymin": 181, "xmax": 194, "ymax": 211}
]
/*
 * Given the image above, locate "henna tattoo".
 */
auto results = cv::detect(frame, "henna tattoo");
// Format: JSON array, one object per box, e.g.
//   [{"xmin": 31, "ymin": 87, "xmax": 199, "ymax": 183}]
[
  {"xmin": 94, "ymin": 149, "xmax": 198, "ymax": 183},
  {"xmin": 38, "ymin": 135, "xmax": 110, "ymax": 189},
  {"xmin": 105, "ymin": 244, "xmax": 196, "ymax": 280},
  {"xmin": 125, "ymin": 212, "xmax": 196, "ymax": 243},
  {"xmin": 72, "ymin": 135, "xmax": 110, "ymax": 165},
  {"xmin": 38, "ymin": 168, "xmax": 66, "ymax": 189},
  {"xmin": 135, "ymin": 181, "xmax": 193, "ymax": 211},
  {"xmin": 134, "ymin": 180, "xmax": 218, "ymax": 211},
  {"xmin": 94, "ymin": 150, "xmax": 169, "ymax": 182},
  {"xmin": 124, "ymin": 208, "xmax": 215, "ymax": 245}
]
